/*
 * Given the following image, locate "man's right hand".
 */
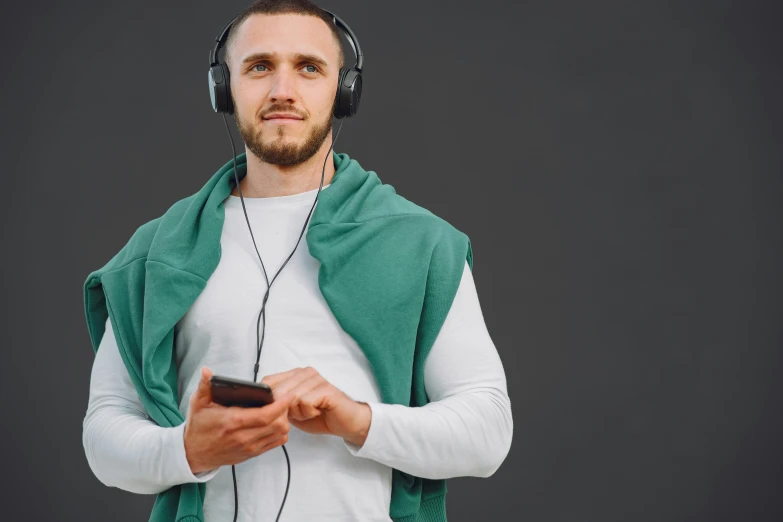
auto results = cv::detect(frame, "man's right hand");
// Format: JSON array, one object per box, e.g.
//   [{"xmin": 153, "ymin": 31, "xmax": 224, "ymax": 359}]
[{"xmin": 183, "ymin": 366, "xmax": 295, "ymax": 474}]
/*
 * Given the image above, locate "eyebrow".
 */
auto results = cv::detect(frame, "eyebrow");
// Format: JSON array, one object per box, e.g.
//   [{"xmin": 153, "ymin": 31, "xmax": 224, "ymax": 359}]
[{"xmin": 240, "ymin": 52, "xmax": 330, "ymax": 69}]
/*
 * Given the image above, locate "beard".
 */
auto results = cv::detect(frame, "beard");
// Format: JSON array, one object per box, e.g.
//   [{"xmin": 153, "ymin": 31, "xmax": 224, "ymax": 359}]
[{"xmin": 235, "ymin": 103, "xmax": 333, "ymax": 166}]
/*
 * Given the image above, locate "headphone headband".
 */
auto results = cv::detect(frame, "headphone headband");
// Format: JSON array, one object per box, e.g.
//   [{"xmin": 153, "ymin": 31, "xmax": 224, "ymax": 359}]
[
  {"xmin": 321, "ymin": 9, "xmax": 363, "ymax": 71},
  {"xmin": 209, "ymin": 15, "xmax": 239, "ymax": 66}
]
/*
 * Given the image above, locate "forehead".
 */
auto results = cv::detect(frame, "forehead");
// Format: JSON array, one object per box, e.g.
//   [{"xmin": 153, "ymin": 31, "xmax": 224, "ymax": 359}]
[{"xmin": 231, "ymin": 13, "xmax": 340, "ymax": 64}]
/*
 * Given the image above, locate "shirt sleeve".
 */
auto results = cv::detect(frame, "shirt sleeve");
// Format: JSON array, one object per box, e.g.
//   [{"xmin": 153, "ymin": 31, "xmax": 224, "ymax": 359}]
[
  {"xmin": 82, "ymin": 317, "xmax": 221, "ymax": 495},
  {"xmin": 343, "ymin": 260, "xmax": 514, "ymax": 479}
]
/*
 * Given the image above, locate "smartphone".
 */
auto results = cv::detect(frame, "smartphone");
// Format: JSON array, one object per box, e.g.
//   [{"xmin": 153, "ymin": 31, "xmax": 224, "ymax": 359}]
[{"xmin": 210, "ymin": 375, "xmax": 275, "ymax": 408}]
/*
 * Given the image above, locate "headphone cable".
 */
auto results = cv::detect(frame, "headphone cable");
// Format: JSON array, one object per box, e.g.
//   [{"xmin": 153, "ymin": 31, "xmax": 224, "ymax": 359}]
[{"xmin": 221, "ymin": 112, "xmax": 345, "ymax": 522}]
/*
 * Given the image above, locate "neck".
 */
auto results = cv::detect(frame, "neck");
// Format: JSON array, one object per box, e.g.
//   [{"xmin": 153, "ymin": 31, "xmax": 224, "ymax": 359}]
[{"xmin": 232, "ymin": 132, "xmax": 336, "ymax": 198}]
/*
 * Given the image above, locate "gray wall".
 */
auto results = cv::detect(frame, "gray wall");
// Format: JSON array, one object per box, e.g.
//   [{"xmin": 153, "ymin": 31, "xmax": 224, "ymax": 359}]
[{"xmin": 1, "ymin": 0, "xmax": 781, "ymax": 520}]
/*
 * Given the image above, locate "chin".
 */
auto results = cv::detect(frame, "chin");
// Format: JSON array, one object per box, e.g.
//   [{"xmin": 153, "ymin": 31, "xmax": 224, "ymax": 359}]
[{"xmin": 264, "ymin": 136, "xmax": 304, "ymax": 149}]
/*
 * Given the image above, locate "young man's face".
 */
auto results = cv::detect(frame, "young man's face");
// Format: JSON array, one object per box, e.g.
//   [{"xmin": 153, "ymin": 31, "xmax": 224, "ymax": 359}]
[{"xmin": 227, "ymin": 13, "xmax": 341, "ymax": 166}]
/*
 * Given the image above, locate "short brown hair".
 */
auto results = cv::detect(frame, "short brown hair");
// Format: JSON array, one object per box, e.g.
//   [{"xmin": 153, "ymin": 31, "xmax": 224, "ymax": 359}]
[{"xmin": 223, "ymin": 0, "xmax": 345, "ymax": 71}]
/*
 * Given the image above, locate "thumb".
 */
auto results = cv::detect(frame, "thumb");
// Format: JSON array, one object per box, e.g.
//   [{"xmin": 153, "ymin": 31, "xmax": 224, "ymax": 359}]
[
  {"xmin": 191, "ymin": 366, "xmax": 214, "ymax": 409},
  {"xmin": 265, "ymin": 391, "xmax": 296, "ymax": 418}
]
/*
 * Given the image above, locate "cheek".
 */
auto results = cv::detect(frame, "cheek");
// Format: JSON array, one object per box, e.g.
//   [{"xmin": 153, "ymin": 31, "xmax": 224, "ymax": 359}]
[
  {"xmin": 232, "ymin": 81, "xmax": 267, "ymax": 113},
  {"xmin": 304, "ymin": 85, "xmax": 337, "ymax": 117}
]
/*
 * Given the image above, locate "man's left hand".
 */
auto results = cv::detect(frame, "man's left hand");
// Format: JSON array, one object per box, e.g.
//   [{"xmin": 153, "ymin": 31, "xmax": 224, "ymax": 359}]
[{"xmin": 260, "ymin": 367, "xmax": 372, "ymax": 447}]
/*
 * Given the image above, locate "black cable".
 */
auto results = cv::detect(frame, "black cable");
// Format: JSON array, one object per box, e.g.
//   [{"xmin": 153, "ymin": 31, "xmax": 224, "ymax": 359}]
[{"xmin": 221, "ymin": 112, "xmax": 345, "ymax": 522}]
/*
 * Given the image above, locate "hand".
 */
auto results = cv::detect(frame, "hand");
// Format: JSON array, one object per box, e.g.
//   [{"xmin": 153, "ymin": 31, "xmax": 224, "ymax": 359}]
[
  {"xmin": 183, "ymin": 366, "xmax": 295, "ymax": 474},
  {"xmin": 260, "ymin": 367, "xmax": 372, "ymax": 447}
]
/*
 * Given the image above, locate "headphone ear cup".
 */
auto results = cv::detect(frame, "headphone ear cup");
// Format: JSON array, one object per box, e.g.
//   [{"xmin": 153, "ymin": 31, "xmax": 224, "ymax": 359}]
[
  {"xmin": 334, "ymin": 67, "xmax": 362, "ymax": 119},
  {"xmin": 208, "ymin": 62, "xmax": 234, "ymax": 114},
  {"xmin": 333, "ymin": 67, "xmax": 348, "ymax": 119}
]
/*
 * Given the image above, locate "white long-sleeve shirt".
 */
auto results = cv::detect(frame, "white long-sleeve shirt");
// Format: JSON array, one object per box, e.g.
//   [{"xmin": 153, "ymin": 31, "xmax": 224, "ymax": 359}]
[{"xmin": 82, "ymin": 184, "xmax": 513, "ymax": 522}]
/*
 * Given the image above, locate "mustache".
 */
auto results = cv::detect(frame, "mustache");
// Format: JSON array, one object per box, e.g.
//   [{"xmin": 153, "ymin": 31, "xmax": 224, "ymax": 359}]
[{"xmin": 260, "ymin": 105, "xmax": 308, "ymax": 120}]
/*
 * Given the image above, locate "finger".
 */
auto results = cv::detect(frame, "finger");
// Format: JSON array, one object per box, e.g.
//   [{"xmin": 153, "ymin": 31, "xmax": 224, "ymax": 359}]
[
  {"xmin": 293, "ymin": 383, "xmax": 333, "ymax": 419},
  {"xmin": 260, "ymin": 368, "xmax": 302, "ymax": 388},
  {"xmin": 232, "ymin": 392, "xmax": 295, "ymax": 430},
  {"xmin": 191, "ymin": 366, "xmax": 214, "ymax": 409},
  {"xmin": 268, "ymin": 369, "xmax": 320, "ymax": 399},
  {"xmin": 287, "ymin": 380, "xmax": 327, "ymax": 419},
  {"xmin": 251, "ymin": 431, "xmax": 289, "ymax": 455}
]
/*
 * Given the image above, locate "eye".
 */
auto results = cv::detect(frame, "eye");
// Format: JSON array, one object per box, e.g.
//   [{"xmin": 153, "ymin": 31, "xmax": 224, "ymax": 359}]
[
  {"xmin": 302, "ymin": 64, "xmax": 318, "ymax": 73},
  {"xmin": 252, "ymin": 63, "xmax": 268, "ymax": 72}
]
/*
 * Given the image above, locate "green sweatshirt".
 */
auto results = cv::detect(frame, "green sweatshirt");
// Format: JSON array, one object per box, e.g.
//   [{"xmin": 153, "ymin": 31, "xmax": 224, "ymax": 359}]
[{"xmin": 83, "ymin": 151, "xmax": 473, "ymax": 522}]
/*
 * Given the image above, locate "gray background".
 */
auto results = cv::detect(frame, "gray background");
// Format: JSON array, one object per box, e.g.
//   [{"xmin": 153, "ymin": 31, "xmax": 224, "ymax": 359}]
[{"xmin": 1, "ymin": 0, "xmax": 781, "ymax": 521}]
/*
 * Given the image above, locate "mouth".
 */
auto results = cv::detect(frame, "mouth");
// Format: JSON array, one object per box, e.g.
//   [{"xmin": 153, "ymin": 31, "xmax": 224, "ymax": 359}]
[
  {"xmin": 263, "ymin": 113, "xmax": 305, "ymax": 123},
  {"xmin": 264, "ymin": 118, "xmax": 302, "ymax": 123}
]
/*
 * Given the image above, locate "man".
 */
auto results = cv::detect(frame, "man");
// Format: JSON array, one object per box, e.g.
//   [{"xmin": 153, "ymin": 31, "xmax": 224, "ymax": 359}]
[{"xmin": 82, "ymin": 1, "xmax": 513, "ymax": 521}]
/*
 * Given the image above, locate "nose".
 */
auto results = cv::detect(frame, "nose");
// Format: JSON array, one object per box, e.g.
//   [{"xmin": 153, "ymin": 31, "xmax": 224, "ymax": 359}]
[{"xmin": 268, "ymin": 67, "xmax": 297, "ymax": 105}]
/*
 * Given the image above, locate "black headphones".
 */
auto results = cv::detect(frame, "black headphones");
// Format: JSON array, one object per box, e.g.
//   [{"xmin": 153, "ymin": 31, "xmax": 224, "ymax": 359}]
[{"xmin": 208, "ymin": 9, "xmax": 364, "ymax": 119}]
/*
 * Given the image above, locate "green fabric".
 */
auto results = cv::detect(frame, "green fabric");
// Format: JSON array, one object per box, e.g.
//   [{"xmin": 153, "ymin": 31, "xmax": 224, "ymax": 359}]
[{"xmin": 83, "ymin": 151, "xmax": 473, "ymax": 522}]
